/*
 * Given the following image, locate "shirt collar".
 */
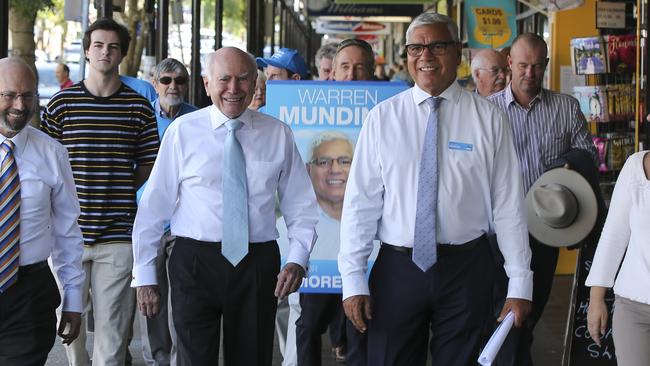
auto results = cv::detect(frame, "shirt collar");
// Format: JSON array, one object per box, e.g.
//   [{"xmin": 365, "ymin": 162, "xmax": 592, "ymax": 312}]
[
  {"xmin": 0, "ymin": 126, "xmax": 28, "ymax": 157},
  {"xmin": 505, "ymin": 83, "xmax": 546, "ymax": 108},
  {"xmin": 209, "ymin": 105, "xmax": 253, "ymax": 130},
  {"xmin": 411, "ymin": 80, "xmax": 461, "ymax": 107},
  {"xmin": 155, "ymin": 99, "xmax": 192, "ymax": 121}
]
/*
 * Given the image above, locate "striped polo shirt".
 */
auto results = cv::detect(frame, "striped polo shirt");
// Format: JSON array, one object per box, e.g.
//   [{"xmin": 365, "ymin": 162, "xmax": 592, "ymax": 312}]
[
  {"xmin": 41, "ymin": 82, "xmax": 160, "ymax": 245},
  {"xmin": 488, "ymin": 85, "xmax": 597, "ymax": 192}
]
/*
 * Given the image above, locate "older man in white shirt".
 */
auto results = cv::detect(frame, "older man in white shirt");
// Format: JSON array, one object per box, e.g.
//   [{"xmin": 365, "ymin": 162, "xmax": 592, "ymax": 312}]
[
  {"xmin": 132, "ymin": 47, "xmax": 318, "ymax": 366},
  {"xmin": 338, "ymin": 13, "xmax": 533, "ymax": 365}
]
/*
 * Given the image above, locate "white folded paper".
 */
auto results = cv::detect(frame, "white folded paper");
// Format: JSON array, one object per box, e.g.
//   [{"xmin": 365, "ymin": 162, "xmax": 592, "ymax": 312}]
[{"xmin": 478, "ymin": 311, "xmax": 515, "ymax": 366}]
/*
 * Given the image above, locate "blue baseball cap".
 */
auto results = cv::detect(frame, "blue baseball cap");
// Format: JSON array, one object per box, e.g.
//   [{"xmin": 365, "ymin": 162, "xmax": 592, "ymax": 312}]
[{"xmin": 256, "ymin": 48, "xmax": 309, "ymax": 79}]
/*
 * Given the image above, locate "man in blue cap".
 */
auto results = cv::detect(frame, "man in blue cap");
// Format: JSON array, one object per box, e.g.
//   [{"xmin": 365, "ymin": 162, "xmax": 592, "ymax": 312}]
[{"xmin": 257, "ymin": 48, "xmax": 309, "ymax": 81}]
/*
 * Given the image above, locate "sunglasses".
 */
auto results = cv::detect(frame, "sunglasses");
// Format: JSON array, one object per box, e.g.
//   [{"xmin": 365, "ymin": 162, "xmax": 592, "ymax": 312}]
[{"xmin": 158, "ymin": 76, "xmax": 187, "ymax": 85}]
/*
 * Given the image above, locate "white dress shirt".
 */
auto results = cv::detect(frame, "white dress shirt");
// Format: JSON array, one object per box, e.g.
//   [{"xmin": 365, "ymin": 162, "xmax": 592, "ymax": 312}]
[
  {"xmin": 132, "ymin": 106, "xmax": 318, "ymax": 286},
  {"xmin": 339, "ymin": 82, "xmax": 533, "ymax": 301},
  {"xmin": 586, "ymin": 151, "xmax": 650, "ymax": 305},
  {"xmin": 3, "ymin": 126, "xmax": 84, "ymax": 312}
]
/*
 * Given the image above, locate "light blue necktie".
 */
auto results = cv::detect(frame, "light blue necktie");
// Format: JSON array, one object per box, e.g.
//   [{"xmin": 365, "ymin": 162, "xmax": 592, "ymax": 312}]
[
  {"xmin": 413, "ymin": 97, "xmax": 441, "ymax": 272},
  {"xmin": 222, "ymin": 119, "xmax": 249, "ymax": 266}
]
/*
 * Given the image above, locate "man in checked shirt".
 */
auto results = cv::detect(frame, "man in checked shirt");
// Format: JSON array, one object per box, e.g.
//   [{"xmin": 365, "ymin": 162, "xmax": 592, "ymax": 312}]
[{"xmin": 488, "ymin": 33, "xmax": 597, "ymax": 366}]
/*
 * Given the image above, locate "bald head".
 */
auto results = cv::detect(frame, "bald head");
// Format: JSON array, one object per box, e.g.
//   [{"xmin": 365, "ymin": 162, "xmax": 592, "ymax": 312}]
[
  {"xmin": 0, "ymin": 57, "xmax": 38, "ymax": 137},
  {"xmin": 203, "ymin": 47, "xmax": 257, "ymax": 118},
  {"xmin": 471, "ymin": 49, "xmax": 508, "ymax": 97}
]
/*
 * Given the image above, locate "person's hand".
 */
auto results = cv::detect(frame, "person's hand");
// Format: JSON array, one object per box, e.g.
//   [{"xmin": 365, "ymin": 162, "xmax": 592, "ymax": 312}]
[
  {"xmin": 498, "ymin": 298, "xmax": 532, "ymax": 328},
  {"xmin": 58, "ymin": 311, "xmax": 82, "ymax": 345},
  {"xmin": 587, "ymin": 297, "xmax": 608, "ymax": 346},
  {"xmin": 343, "ymin": 295, "xmax": 372, "ymax": 333},
  {"xmin": 137, "ymin": 285, "xmax": 160, "ymax": 318},
  {"xmin": 275, "ymin": 263, "xmax": 305, "ymax": 300}
]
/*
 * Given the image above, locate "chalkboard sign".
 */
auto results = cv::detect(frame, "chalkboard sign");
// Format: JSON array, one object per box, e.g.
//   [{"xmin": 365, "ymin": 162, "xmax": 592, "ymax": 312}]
[{"xmin": 562, "ymin": 241, "xmax": 617, "ymax": 365}]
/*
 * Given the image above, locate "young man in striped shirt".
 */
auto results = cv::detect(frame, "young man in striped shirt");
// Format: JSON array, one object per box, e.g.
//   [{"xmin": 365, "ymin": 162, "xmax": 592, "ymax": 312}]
[
  {"xmin": 41, "ymin": 18, "xmax": 159, "ymax": 366},
  {"xmin": 487, "ymin": 33, "xmax": 596, "ymax": 366}
]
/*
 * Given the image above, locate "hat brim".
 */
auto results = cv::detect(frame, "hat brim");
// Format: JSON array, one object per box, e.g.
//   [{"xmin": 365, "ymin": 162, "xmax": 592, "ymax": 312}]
[
  {"xmin": 526, "ymin": 168, "xmax": 598, "ymax": 247},
  {"xmin": 255, "ymin": 57, "xmax": 298, "ymax": 76}
]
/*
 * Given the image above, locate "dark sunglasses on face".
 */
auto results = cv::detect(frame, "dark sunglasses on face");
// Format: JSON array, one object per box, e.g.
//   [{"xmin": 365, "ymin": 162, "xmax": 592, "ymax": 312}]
[{"xmin": 159, "ymin": 76, "xmax": 187, "ymax": 85}]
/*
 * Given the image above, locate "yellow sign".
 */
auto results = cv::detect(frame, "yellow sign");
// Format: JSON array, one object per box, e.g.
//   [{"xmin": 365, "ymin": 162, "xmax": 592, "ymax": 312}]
[{"xmin": 472, "ymin": 7, "xmax": 512, "ymax": 48}]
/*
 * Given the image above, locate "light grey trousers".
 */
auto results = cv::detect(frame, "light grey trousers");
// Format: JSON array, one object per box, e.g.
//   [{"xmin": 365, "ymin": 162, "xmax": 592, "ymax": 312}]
[{"xmin": 613, "ymin": 295, "xmax": 650, "ymax": 366}]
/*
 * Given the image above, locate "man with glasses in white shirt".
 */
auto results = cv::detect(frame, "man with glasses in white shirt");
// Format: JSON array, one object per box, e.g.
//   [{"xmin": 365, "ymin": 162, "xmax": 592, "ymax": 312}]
[
  {"xmin": 338, "ymin": 13, "xmax": 533, "ymax": 365},
  {"xmin": 471, "ymin": 49, "xmax": 509, "ymax": 97}
]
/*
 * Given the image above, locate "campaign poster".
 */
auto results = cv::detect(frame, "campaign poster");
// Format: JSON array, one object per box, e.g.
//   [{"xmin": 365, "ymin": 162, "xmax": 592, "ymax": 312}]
[{"xmin": 267, "ymin": 80, "xmax": 409, "ymax": 293}]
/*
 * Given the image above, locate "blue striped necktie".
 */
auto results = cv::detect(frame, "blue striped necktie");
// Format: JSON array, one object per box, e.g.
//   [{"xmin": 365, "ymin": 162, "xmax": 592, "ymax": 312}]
[
  {"xmin": 222, "ymin": 120, "xmax": 249, "ymax": 266},
  {"xmin": 0, "ymin": 140, "xmax": 20, "ymax": 292},
  {"xmin": 413, "ymin": 97, "xmax": 441, "ymax": 272}
]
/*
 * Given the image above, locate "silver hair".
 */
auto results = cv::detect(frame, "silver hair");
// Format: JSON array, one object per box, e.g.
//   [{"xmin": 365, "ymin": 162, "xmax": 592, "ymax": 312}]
[
  {"xmin": 203, "ymin": 48, "xmax": 256, "ymax": 81},
  {"xmin": 308, "ymin": 131, "xmax": 355, "ymax": 162},
  {"xmin": 406, "ymin": 12, "xmax": 459, "ymax": 44},
  {"xmin": 153, "ymin": 58, "xmax": 189, "ymax": 81},
  {"xmin": 257, "ymin": 69, "xmax": 266, "ymax": 82},
  {"xmin": 315, "ymin": 43, "xmax": 338, "ymax": 68}
]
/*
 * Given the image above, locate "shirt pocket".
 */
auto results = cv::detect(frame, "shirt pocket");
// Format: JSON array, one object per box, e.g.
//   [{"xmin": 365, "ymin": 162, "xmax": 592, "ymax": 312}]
[{"xmin": 540, "ymin": 132, "xmax": 570, "ymax": 169}]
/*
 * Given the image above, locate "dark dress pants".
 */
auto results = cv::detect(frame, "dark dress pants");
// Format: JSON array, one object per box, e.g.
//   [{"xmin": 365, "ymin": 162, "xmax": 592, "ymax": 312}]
[
  {"xmin": 367, "ymin": 235, "xmax": 493, "ymax": 366},
  {"xmin": 0, "ymin": 263, "xmax": 60, "ymax": 366},
  {"xmin": 492, "ymin": 235, "xmax": 558, "ymax": 366},
  {"xmin": 296, "ymin": 293, "xmax": 367, "ymax": 366},
  {"xmin": 169, "ymin": 237, "xmax": 280, "ymax": 366}
]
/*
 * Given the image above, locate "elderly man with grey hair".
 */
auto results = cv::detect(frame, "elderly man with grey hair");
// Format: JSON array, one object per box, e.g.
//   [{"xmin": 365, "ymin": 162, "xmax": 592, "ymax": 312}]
[
  {"xmin": 332, "ymin": 38, "xmax": 375, "ymax": 81},
  {"xmin": 471, "ymin": 49, "xmax": 509, "ymax": 97},
  {"xmin": 132, "ymin": 47, "xmax": 318, "ymax": 365},
  {"xmin": 137, "ymin": 57, "xmax": 197, "ymax": 366},
  {"xmin": 315, "ymin": 43, "xmax": 338, "ymax": 80},
  {"xmin": 338, "ymin": 12, "xmax": 532, "ymax": 365}
]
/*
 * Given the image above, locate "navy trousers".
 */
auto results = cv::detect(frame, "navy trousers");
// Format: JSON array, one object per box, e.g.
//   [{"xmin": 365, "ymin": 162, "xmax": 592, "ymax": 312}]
[{"xmin": 367, "ymin": 235, "xmax": 493, "ymax": 366}]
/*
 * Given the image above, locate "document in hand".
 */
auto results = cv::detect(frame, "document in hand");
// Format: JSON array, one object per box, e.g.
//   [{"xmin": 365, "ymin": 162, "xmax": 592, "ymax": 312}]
[{"xmin": 478, "ymin": 311, "xmax": 515, "ymax": 366}]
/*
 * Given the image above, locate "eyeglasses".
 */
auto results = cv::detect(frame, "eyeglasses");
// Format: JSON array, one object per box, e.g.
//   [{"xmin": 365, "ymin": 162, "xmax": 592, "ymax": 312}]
[
  {"xmin": 310, "ymin": 156, "xmax": 353, "ymax": 169},
  {"xmin": 477, "ymin": 67, "xmax": 510, "ymax": 76},
  {"xmin": 405, "ymin": 41, "xmax": 457, "ymax": 57},
  {"xmin": 158, "ymin": 76, "xmax": 187, "ymax": 85},
  {"xmin": 0, "ymin": 91, "xmax": 37, "ymax": 104}
]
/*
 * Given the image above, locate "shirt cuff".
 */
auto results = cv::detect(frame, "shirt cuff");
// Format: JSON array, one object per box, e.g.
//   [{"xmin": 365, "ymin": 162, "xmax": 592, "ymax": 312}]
[
  {"xmin": 341, "ymin": 272, "xmax": 370, "ymax": 301},
  {"xmin": 131, "ymin": 264, "xmax": 158, "ymax": 287},
  {"xmin": 62, "ymin": 286, "xmax": 83, "ymax": 313},
  {"xmin": 506, "ymin": 275, "xmax": 533, "ymax": 301},
  {"xmin": 285, "ymin": 246, "xmax": 310, "ymax": 272}
]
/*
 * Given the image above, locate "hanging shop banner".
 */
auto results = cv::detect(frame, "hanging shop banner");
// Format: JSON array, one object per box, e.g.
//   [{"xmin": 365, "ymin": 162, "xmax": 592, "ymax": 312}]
[
  {"xmin": 315, "ymin": 20, "xmax": 391, "ymax": 35},
  {"xmin": 465, "ymin": 0, "xmax": 517, "ymax": 49},
  {"xmin": 307, "ymin": 0, "xmax": 422, "ymax": 17},
  {"xmin": 266, "ymin": 80, "xmax": 409, "ymax": 293}
]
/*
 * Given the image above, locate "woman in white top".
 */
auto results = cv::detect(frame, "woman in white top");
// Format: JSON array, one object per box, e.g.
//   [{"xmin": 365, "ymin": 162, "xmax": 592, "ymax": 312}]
[{"xmin": 586, "ymin": 150, "xmax": 650, "ymax": 366}]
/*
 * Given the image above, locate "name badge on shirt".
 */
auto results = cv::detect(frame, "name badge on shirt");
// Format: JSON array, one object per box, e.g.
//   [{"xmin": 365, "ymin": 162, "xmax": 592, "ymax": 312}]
[{"xmin": 448, "ymin": 141, "xmax": 473, "ymax": 151}]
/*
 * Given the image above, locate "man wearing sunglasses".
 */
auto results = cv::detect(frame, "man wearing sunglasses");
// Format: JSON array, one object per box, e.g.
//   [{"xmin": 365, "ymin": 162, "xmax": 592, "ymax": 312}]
[
  {"xmin": 137, "ymin": 57, "xmax": 197, "ymax": 366},
  {"xmin": 471, "ymin": 49, "xmax": 509, "ymax": 97},
  {"xmin": 339, "ymin": 12, "xmax": 533, "ymax": 365}
]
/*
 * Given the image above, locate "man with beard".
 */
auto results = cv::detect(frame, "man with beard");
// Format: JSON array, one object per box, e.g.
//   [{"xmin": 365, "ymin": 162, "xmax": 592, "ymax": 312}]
[
  {"xmin": 471, "ymin": 49, "xmax": 509, "ymax": 97},
  {"xmin": 137, "ymin": 57, "xmax": 197, "ymax": 366},
  {"xmin": 487, "ymin": 33, "xmax": 596, "ymax": 366},
  {"xmin": 0, "ymin": 57, "xmax": 85, "ymax": 365}
]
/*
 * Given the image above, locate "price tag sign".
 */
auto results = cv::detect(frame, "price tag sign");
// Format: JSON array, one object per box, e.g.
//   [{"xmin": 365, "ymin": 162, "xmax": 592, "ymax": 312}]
[
  {"xmin": 596, "ymin": 1, "xmax": 626, "ymax": 29},
  {"xmin": 465, "ymin": 0, "xmax": 517, "ymax": 49}
]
